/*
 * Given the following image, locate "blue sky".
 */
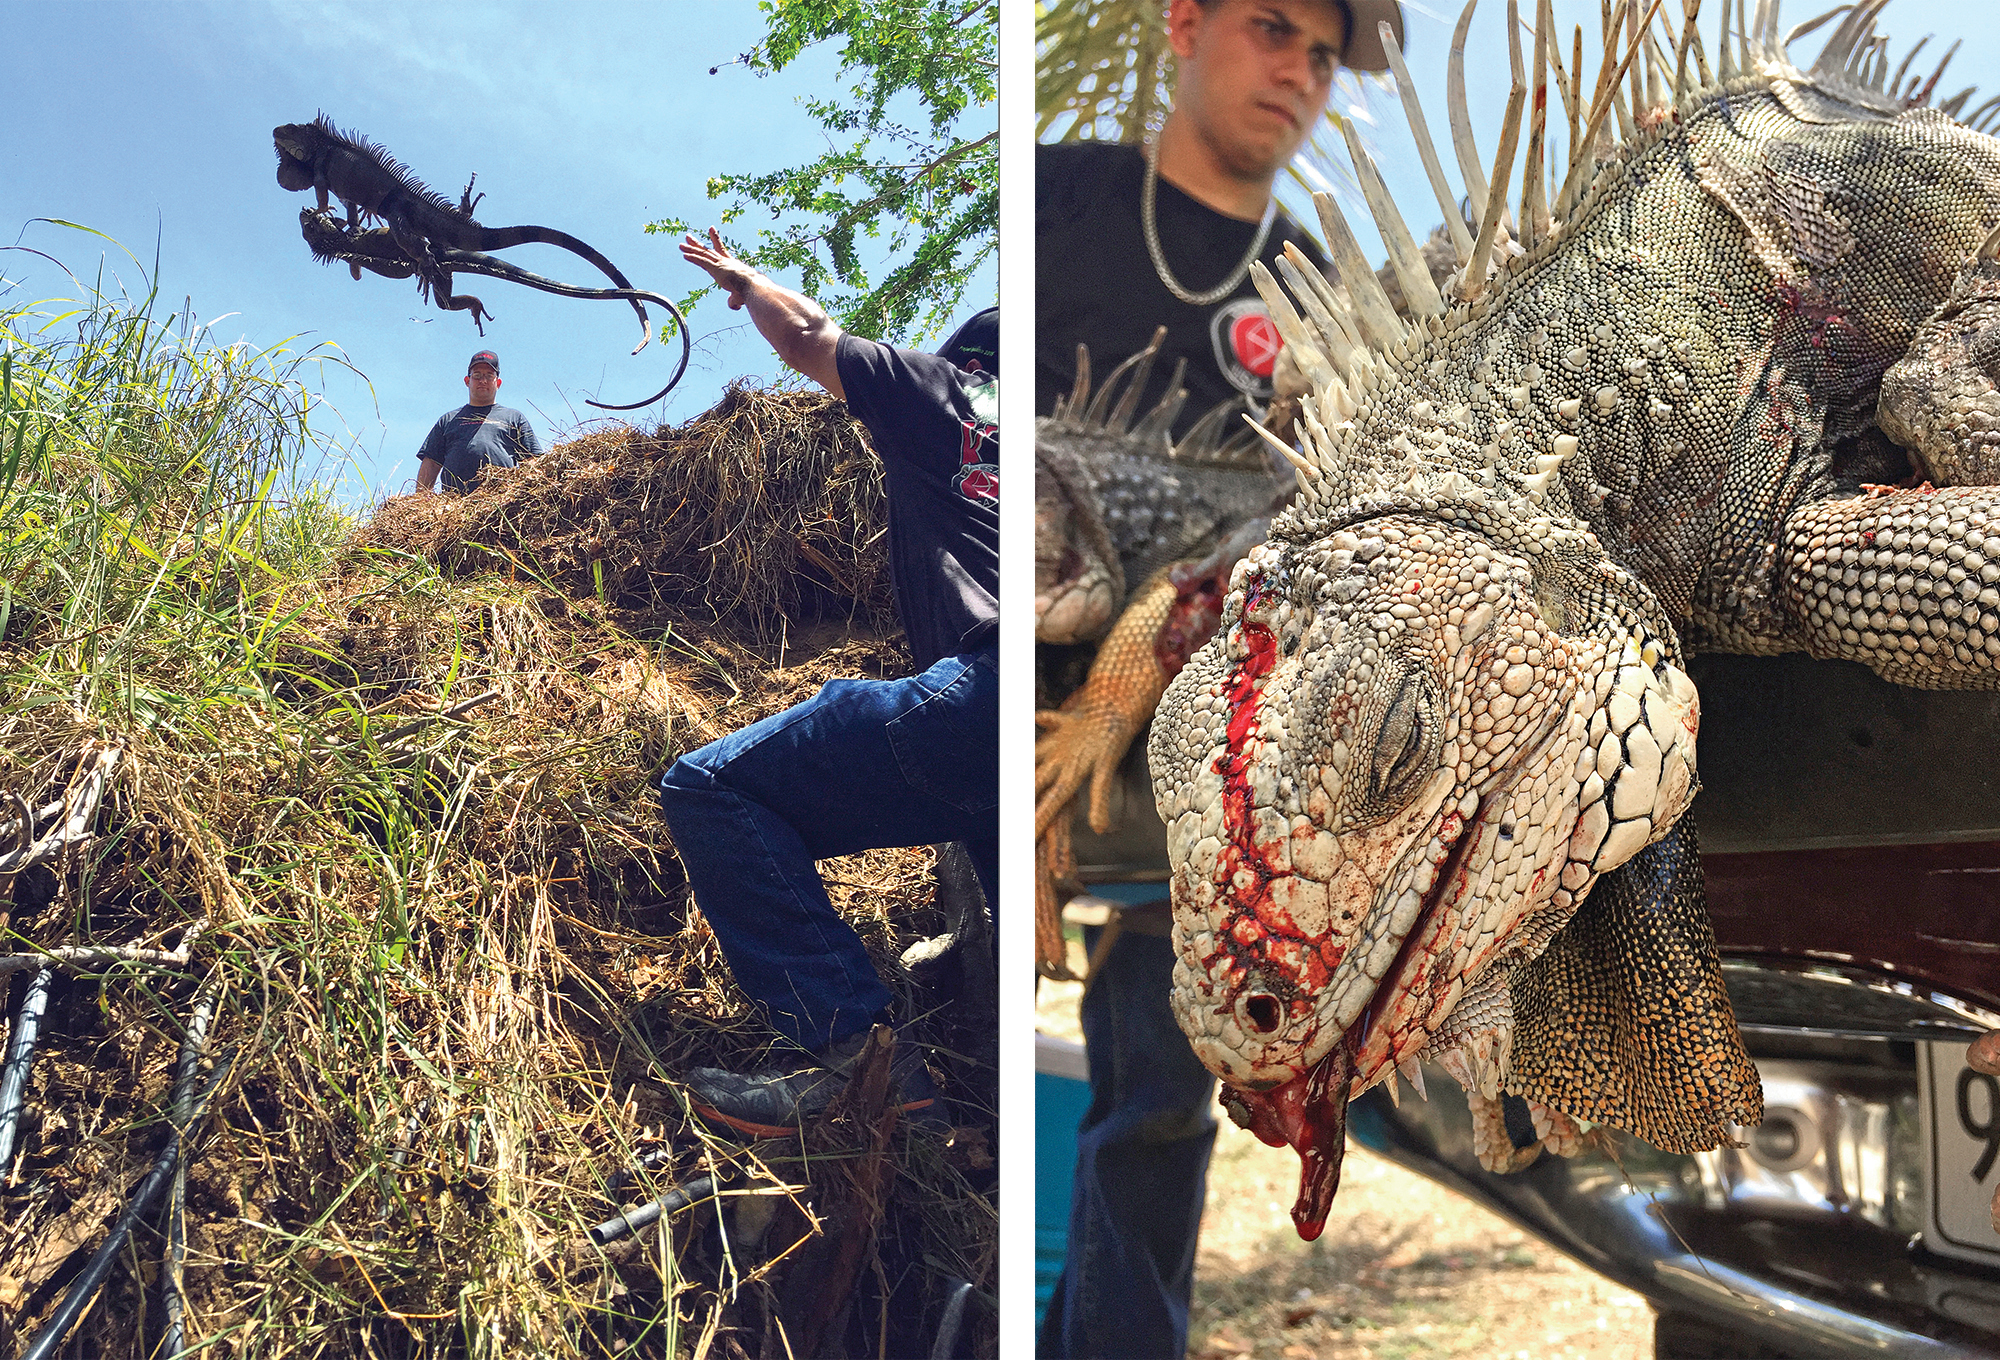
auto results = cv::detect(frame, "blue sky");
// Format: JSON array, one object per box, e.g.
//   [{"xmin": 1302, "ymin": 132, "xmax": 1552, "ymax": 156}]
[{"xmin": 1, "ymin": 0, "xmax": 998, "ymax": 502}]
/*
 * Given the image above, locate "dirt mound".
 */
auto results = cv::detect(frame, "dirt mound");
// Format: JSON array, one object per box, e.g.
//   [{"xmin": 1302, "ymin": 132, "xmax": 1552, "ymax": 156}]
[{"xmin": 0, "ymin": 385, "xmax": 992, "ymax": 1358}]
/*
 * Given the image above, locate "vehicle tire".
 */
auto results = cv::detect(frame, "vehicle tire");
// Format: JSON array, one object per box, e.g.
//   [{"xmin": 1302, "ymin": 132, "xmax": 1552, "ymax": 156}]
[{"xmin": 1653, "ymin": 1309, "xmax": 1796, "ymax": 1358}]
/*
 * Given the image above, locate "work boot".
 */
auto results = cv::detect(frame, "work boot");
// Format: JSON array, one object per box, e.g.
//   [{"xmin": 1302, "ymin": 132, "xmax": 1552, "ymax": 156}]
[{"xmin": 681, "ymin": 1029, "xmax": 943, "ymax": 1138}]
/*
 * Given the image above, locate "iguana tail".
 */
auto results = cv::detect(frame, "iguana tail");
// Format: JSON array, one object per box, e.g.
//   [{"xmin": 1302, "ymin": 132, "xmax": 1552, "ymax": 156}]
[{"xmin": 470, "ymin": 225, "xmax": 651, "ymax": 353}]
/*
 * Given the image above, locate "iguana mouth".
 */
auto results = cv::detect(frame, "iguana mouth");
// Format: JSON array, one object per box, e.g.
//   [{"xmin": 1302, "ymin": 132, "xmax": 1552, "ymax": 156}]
[
  {"xmin": 1221, "ymin": 1039, "xmax": 1356, "ymax": 1241},
  {"xmin": 1217, "ymin": 790, "xmax": 1492, "ymax": 1239}
]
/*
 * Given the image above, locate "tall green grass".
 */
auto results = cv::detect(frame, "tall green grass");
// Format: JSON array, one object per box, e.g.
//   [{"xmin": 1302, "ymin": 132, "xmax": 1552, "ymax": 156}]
[{"xmin": 0, "ymin": 258, "xmax": 357, "ymax": 718}]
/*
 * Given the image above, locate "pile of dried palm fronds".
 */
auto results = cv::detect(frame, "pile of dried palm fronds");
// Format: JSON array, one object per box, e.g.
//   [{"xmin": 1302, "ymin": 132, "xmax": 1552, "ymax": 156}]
[
  {"xmin": 0, "ymin": 278, "xmax": 993, "ymax": 1358},
  {"xmin": 354, "ymin": 382, "xmax": 898, "ymax": 650}
]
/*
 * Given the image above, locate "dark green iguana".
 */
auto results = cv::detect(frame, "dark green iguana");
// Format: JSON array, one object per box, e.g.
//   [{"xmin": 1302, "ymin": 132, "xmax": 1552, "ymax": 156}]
[
  {"xmin": 273, "ymin": 113, "xmax": 648, "ymax": 348},
  {"xmin": 291, "ymin": 202, "xmax": 693, "ymax": 411},
  {"xmin": 1142, "ymin": 0, "xmax": 2000, "ymax": 1239}
]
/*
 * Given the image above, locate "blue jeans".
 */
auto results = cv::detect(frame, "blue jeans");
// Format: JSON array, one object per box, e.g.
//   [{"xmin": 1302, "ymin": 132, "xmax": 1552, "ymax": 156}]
[
  {"xmin": 1040, "ymin": 912, "xmax": 1217, "ymax": 1360},
  {"xmin": 657, "ymin": 646, "xmax": 997, "ymax": 1053}
]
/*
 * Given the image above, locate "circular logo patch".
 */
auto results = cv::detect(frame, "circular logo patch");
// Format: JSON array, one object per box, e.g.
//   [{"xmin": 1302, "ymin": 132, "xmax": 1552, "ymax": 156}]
[{"xmin": 1209, "ymin": 297, "xmax": 1284, "ymax": 399}]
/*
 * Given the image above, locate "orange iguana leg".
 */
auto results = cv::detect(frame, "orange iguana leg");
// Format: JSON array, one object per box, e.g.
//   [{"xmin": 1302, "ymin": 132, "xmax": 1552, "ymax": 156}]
[
  {"xmin": 1035, "ymin": 569, "xmax": 1176, "ymax": 842},
  {"xmin": 1035, "ymin": 570, "xmax": 1176, "ymax": 977}
]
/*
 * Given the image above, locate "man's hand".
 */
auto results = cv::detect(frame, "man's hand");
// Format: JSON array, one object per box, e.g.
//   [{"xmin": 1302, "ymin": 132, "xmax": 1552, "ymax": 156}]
[{"xmin": 680, "ymin": 228, "xmax": 758, "ymax": 310}]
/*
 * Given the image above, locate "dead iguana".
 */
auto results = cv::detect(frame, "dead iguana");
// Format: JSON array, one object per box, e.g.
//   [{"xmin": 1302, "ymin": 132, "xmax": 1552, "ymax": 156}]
[
  {"xmin": 274, "ymin": 113, "xmax": 648, "ymax": 348},
  {"xmin": 295, "ymin": 209, "xmax": 691, "ymax": 411},
  {"xmin": 1035, "ymin": 332, "xmax": 1294, "ymax": 976},
  {"xmin": 1138, "ymin": 0, "xmax": 2000, "ymax": 1239}
]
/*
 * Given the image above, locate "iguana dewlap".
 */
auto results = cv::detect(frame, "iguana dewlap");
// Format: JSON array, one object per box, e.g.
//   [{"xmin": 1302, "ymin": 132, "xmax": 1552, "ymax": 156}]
[{"xmin": 1146, "ymin": 0, "xmax": 2000, "ymax": 1238}]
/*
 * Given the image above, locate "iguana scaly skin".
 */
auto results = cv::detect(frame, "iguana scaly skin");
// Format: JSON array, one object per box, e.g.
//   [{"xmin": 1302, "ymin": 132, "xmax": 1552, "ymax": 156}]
[
  {"xmin": 1035, "ymin": 335, "xmax": 1293, "ymax": 976},
  {"xmin": 274, "ymin": 114, "xmax": 648, "ymax": 345},
  {"xmin": 1147, "ymin": 2, "xmax": 2000, "ymax": 1237}
]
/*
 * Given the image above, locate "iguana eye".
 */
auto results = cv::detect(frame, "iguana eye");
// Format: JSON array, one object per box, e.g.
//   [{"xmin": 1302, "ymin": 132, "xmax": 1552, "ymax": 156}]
[{"xmin": 1371, "ymin": 669, "xmax": 1434, "ymax": 805}]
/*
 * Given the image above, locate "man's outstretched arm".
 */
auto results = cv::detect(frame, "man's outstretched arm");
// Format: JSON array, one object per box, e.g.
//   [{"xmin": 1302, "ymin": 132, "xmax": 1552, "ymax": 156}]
[{"xmin": 680, "ymin": 228, "xmax": 845, "ymax": 400}]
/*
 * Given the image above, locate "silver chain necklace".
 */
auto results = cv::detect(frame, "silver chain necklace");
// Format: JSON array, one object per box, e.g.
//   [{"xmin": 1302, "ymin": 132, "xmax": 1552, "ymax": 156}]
[{"xmin": 1140, "ymin": 135, "xmax": 1277, "ymax": 307}]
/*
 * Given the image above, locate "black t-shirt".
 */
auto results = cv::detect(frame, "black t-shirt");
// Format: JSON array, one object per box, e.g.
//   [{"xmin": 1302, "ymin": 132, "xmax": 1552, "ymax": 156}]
[
  {"xmin": 834, "ymin": 333, "xmax": 1000, "ymax": 670},
  {"xmin": 418, "ymin": 403, "xmax": 543, "ymax": 492},
  {"xmin": 1037, "ymin": 141, "xmax": 1328, "ymax": 441}
]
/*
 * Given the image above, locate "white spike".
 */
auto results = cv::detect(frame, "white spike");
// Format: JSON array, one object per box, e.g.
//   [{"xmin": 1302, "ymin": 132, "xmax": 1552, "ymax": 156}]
[
  {"xmin": 1865, "ymin": 39, "xmax": 1890, "ymax": 90},
  {"xmin": 1917, "ymin": 38, "xmax": 1961, "ymax": 104},
  {"xmin": 1273, "ymin": 265, "xmax": 1357, "ymax": 375},
  {"xmin": 1381, "ymin": 20, "xmax": 1476, "ymax": 261},
  {"xmin": 1462, "ymin": 0, "xmax": 1531, "ymax": 304},
  {"xmin": 1565, "ymin": 24, "xmax": 1586, "ymax": 178},
  {"xmin": 1271, "ymin": 253, "xmax": 1359, "ymax": 373},
  {"xmin": 1554, "ymin": 1, "xmax": 1658, "ymax": 222},
  {"xmin": 1312, "ymin": 193, "xmax": 1408, "ymax": 349},
  {"xmin": 1339, "ymin": 116, "xmax": 1447, "ymax": 318},
  {"xmin": 1674, "ymin": 0, "xmax": 1703, "ymax": 100},
  {"xmin": 1249, "ymin": 261, "xmax": 1339, "ymax": 390},
  {"xmin": 1716, "ymin": 0, "xmax": 1738, "ymax": 77},
  {"xmin": 1279, "ymin": 242, "xmax": 1366, "ymax": 356},
  {"xmin": 1754, "ymin": 0, "xmax": 1778, "ymax": 57},
  {"xmin": 1889, "ymin": 35, "xmax": 1930, "ymax": 98},
  {"xmin": 1626, "ymin": 0, "xmax": 1645, "ymax": 132},
  {"xmin": 1448, "ymin": 0, "xmax": 1495, "ymax": 228},
  {"xmin": 1645, "ymin": 28, "xmax": 1672, "ymax": 109},
  {"xmin": 1790, "ymin": 4, "xmax": 1856, "ymax": 68},
  {"xmin": 1607, "ymin": 0, "xmax": 1638, "ymax": 139},
  {"xmin": 1520, "ymin": 0, "xmax": 1552, "ymax": 248},
  {"xmin": 1241, "ymin": 413, "xmax": 1319, "ymax": 479},
  {"xmin": 1400, "ymin": 1057, "xmax": 1429, "ymax": 1100}
]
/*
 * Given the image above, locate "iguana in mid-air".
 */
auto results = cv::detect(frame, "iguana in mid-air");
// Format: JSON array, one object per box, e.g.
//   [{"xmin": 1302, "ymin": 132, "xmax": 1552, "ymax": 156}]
[
  {"xmin": 1131, "ymin": 0, "xmax": 2000, "ymax": 1239},
  {"xmin": 279, "ymin": 119, "xmax": 692, "ymax": 411},
  {"xmin": 1034, "ymin": 334, "xmax": 1294, "ymax": 974},
  {"xmin": 273, "ymin": 114, "xmax": 648, "ymax": 347}
]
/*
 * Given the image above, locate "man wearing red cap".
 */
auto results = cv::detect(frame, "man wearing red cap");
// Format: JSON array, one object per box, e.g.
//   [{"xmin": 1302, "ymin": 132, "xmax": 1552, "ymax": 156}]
[{"xmin": 416, "ymin": 350, "xmax": 544, "ymax": 493}]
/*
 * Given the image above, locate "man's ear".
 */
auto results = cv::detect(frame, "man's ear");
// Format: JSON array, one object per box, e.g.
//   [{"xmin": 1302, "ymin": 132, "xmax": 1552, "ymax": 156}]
[{"xmin": 1166, "ymin": 0, "xmax": 1206, "ymax": 62}]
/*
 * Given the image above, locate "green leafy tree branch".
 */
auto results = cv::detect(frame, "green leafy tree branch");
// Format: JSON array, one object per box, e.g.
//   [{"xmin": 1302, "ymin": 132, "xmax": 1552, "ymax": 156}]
[{"xmin": 649, "ymin": 0, "xmax": 998, "ymax": 347}]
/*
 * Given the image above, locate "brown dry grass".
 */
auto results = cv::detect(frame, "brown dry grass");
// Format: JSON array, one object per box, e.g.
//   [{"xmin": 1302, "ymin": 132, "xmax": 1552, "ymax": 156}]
[
  {"xmin": 353, "ymin": 382, "xmax": 896, "ymax": 651},
  {"xmin": 1037, "ymin": 976, "xmax": 1653, "ymax": 1360},
  {"xmin": 0, "ymin": 378, "xmax": 992, "ymax": 1359}
]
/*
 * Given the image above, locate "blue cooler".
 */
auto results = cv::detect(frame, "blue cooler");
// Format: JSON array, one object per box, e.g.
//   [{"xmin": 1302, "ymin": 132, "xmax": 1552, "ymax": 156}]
[{"xmin": 1035, "ymin": 1031, "xmax": 1090, "ymax": 1329}]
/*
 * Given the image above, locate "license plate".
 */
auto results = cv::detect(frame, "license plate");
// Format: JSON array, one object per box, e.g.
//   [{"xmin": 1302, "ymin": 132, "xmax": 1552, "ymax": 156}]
[{"xmin": 1919, "ymin": 1040, "xmax": 2000, "ymax": 1267}]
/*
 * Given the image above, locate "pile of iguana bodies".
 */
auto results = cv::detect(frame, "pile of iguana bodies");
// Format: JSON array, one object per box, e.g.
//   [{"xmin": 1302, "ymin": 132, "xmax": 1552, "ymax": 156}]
[
  {"xmin": 274, "ymin": 114, "xmax": 688, "ymax": 410},
  {"xmin": 1039, "ymin": 0, "xmax": 2000, "ymax": 1240}
]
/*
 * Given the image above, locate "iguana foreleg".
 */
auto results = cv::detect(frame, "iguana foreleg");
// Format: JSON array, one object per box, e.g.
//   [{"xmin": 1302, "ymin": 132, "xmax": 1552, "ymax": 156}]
[
  {"xmin": 1782, "ymin": 482, "xmax": 2000, "ymax": 689},
  {"xmin": 1036, "ymin": 570, "xmax": 1176, "ymax": 844}
]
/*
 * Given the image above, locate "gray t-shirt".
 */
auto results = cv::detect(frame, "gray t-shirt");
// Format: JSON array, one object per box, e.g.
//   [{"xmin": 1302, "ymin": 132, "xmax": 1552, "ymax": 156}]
[{"xmin": 418, "ymin": 402, "xmax": 543, "ymax": 491}]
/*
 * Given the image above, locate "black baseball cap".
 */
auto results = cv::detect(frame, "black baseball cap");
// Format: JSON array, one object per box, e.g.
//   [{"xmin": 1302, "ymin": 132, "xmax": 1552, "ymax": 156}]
[
  {"xmin": 937, "ymin": 307, "xmax": 998, "ymax": 375},
  {"xmin": 1336, "ymin": 1, "xmax": 1404, "ymax": 73},
  {"xmin": 467, "ymin": 350, "xmax": 500, "ymax": 374}
]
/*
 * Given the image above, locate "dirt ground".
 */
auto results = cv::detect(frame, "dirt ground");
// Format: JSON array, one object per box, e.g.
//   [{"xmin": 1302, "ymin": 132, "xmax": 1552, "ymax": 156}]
[{"xmin": 1038, "ymin": 977, "xmax": 1657, "ymax": 1360}]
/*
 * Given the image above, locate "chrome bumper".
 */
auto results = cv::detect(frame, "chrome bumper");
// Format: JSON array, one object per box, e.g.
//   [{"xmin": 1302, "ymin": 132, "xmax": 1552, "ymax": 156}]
[{"xmin": 1349, "ymin": 958, "xmax": 2000, "ymax": 1357}]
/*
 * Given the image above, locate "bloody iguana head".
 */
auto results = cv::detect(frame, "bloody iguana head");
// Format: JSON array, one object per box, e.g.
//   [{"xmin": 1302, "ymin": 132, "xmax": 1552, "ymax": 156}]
[{"xmin": 1149, "ymin": 461, "xmax": 1700, "ymax": 1236}]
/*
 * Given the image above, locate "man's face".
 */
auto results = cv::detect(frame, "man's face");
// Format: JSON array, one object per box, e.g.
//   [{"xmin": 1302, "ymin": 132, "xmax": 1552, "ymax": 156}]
[
  {"xmin": 1170, "ymin": 0, "xmax": 1347, "ymax": 182},
  {"xmin": 465, "ymin": 365, "xmax": 500, "ymax": 404}
]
